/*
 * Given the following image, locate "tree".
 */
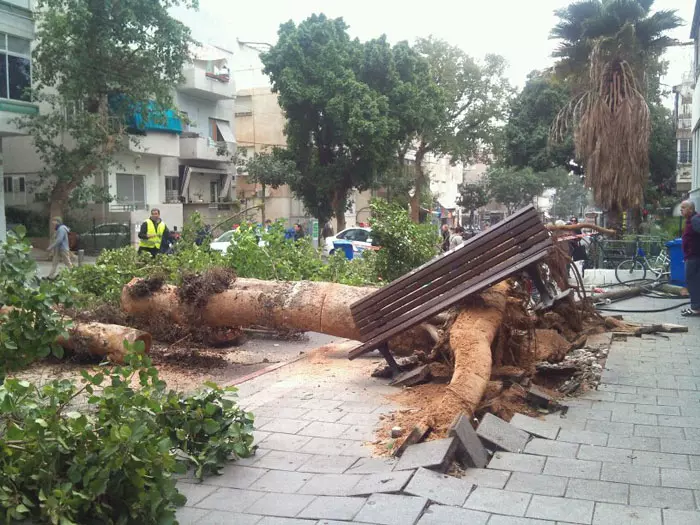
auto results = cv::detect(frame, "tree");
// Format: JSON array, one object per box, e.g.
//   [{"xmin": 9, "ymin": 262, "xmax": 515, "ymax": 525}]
[
  {"xmin": 550, "ymin": 174, "xmax": 589, "ymax": 219},
  {"xmin": 261, "ymin": 15, "xmax": 396, "ymax": 231},
  {"xmin": 484, "ymin": 167, "xmax": 547, "ymax": 215},
  {"xmin": 647, "ymin": 103, "xmax": 677, "ymax": 196},
  {"xmin": 456, "ymin": 182, "xmax": 489, "ymax": 226},
  {"xmin": 550, "ymin": 0, "xmax": 682, "ymax": 226},
  {"xmin": 241, "ymin": 149, "xmax": 297, "ymax": 224},
  {"xmin": 406, "ymin": 38, "xmax": 512, "ymax": 222},
  {"xmin": 501, "ymin": 71, "xmax": 574, "ymax": 173},
  {"xmin": 17, "ymin": 0, "xmax": 196, "ymax": 230}
]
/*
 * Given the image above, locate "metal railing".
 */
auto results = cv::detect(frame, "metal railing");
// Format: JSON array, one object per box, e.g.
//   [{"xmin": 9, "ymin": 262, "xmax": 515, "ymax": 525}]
[{"xmin": 678, "ymin": 151, "xmax": 692, "ymax": 164}]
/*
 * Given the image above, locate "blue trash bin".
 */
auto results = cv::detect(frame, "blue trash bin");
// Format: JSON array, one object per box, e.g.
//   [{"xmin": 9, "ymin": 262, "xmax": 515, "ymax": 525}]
[
  {"xmin": 666, "ymin": 238, "xmax": 685, "ymax": 287},
  {"xmin": 333, "ymin": 240, "xmax": 354, "ymax": 260}
]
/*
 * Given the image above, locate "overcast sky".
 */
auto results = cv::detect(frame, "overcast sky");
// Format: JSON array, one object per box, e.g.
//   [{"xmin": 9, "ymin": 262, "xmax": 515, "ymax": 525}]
[{"xmin": 172, "ymin": 0, "xmax": 695, "ymax": 104}]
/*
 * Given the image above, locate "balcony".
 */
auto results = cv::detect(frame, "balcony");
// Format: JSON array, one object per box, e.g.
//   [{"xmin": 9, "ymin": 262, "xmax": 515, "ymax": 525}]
[
  {"xmin": 180, "ymin": 62, "xmax": 235, "ymax": 101},
  {"xmin": 678, "ymin": 118, "xmax": 692, "ymax": 130},
  {"xmin": 180, "ymin": 134, "xmax": 235, "ymax": 161},
  {"xmin": 0, "ymin": 100, "xmax": 38, "ymax": 137},
  {"xmin": 678, "ymin": 151, "xmax": 692, "ymax": 165}
]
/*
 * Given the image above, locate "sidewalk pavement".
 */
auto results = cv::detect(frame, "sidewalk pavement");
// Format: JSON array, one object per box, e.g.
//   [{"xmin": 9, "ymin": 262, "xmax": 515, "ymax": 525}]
[
  {"xmin": 175, "ymin": 297, "xmax": 700, "ymax": 525},
  {"xmin": 31, "ymin": 248, "xmax": 97, "ymax": 278}
]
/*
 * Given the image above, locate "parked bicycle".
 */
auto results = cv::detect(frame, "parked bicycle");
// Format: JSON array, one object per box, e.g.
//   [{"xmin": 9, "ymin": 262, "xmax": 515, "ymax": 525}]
[{"xmin": 615, "ymin": 236, "xmax": 670, "ymax": 285}]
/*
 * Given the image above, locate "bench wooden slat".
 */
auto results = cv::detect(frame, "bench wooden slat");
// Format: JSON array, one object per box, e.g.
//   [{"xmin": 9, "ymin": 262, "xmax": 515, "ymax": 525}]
[
  {"xmin": 348, "ymin": 237, "xmax": 552, "ymax": 359},
  {"xmin": 356, "ymin": 229, "xmax": 548, "ymax": 336},
  {"xmin": 353, "ymin": 217, "xmax": 544, "ymax": 329},
  {"xmin": 350, "ymin": 205, "xmax": 539, "ymax": 316}
]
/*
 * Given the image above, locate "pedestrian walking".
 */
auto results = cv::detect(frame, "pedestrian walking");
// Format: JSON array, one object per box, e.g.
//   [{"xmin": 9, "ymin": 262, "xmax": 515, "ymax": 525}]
[
  {"xmin": 138, "ymin": 208, "xmax": 170, "ymax": 257},
  {"xmin": 680, "ymin": 200, "xmax": 700, "ymax": 317},
  {"xmin": 47, "ymin": 217, "xmax": 73, "ymax": 279}
]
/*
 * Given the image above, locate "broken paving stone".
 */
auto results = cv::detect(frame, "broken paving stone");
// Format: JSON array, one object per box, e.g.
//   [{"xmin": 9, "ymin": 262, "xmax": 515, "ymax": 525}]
[
  {"xmin": 394, "ymin": 437, "xmax": 458, "ymax": 473},
  {"xmin": 350, "ymin": 469, "xmax": 415, "ymax": 496},
  {"xmin": 526, "ymin": 385, "xmax": 556, "ymax": 409},
  {"xmin": 510, "ymin": 413, "xmax": 560, "ymax": 440},
  {"xmin": 404, "ymin": 467, "xmax": 474, "ymax": 507},
  {"xmin": 389, "ymin": 365, "xmax": 432, "ymax": 387},
  {"xmin": 476, "ymin": 413, "xmax": 529, "ymax": 453},
  {"xmin": 449, "ymin": 413, "xmax": 489, "ymax": 469},
  {"xmin": 391, "ymin": 427, "xmax": 403, "ymax": 438},
  {"xmin": 393, "ymin": 423, "xmax": 432, "ymax": 458}
]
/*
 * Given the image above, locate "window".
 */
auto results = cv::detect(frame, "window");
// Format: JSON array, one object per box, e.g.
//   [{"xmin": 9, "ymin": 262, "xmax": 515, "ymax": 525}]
[
  {"xmin": 679, "ymin": 139, "xmax": 692, "ymax": 165},
  {"xmin": 115, "ymin": 174, "xmax": 146, "ymax": 209},
  {"xmin": 0, "ymin": 33, "xmax": 31, "ymax": 102},
  {"xmin": 208, "ymin": 118, "xmax": 235, "ymax": 143},
  {"xmin": 3, "ymin": 176, "xmax": 26, "ymax": 205},
  {"xmin": 165, "ymin": 176, "xmax": 179, "ymax": 202},
  {"xmin": 210, "ymin": 180, "xmax": 220, "ymax": 202}
]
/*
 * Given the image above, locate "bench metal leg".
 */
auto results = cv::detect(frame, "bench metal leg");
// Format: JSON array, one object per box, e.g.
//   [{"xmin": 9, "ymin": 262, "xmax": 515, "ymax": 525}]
[
  {"xmin": 378, "ymin": 344, "xmax": 402, "ymax": 375},
  {"xmin": 527, "ymin": 264, "xmax": 554, "ymax": 309}
]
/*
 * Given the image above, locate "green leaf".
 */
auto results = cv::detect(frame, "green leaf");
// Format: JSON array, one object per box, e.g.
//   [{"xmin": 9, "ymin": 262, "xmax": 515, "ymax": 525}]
[
  {"xmin": 35, "ymin": 418, "xmax": 48, "ymax": 428},
  {"xmin": 203, "ymin": 419, "xmax": 220, "ymax": 434}
]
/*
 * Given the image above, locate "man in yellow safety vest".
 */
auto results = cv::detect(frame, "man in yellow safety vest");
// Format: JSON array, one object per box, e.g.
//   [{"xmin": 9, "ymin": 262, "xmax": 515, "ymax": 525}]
[{"xmin": 138, "ymin": 208, "xmax": 170, "ymax": 257}]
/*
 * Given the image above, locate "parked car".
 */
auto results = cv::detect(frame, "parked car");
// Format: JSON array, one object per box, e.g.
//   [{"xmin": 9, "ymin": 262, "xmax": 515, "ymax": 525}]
[
  {"xmin": 323, "ymin": 227, "xmax": 373, "ymax": 257},
  {"xmin": 209, "ymin": 229, "xmax": 266, "ymax": 253},
  {"xmin": 79, "ymin": 223, "xmax": 130, "ymax": 252}
]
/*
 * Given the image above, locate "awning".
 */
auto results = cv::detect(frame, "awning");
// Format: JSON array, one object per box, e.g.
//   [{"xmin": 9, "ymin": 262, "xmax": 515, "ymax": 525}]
[
  {"xmin": 189, "ymin": 167, "xmax": 227, "ymax": 175},
  {"xmin": 213, "ymin": 120, "xmax": 235, "ymax": 143}
]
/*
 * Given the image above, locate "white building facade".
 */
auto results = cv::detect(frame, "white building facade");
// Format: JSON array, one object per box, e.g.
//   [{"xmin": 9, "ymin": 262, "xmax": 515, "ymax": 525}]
[{"xmin": 689, "ymin": 0, "xmax": 700, "ymax": 204}]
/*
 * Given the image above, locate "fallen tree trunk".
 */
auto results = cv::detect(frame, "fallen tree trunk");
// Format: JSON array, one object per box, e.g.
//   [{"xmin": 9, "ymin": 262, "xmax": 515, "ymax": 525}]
[
  {"xmin": 1, "ymin": 307, "xmax": 151, "ymax": 364},
  {"xmin": 546, "ymin": 223, "xmax": 616, "ymax": 236},
  {"xmin": 121, "ymin": 278, "xmax": 374, "ymax": 340}
]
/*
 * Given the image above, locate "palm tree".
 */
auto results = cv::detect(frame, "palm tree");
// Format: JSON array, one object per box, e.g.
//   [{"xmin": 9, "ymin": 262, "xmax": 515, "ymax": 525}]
[{"xmin": 549, "ymin": 0, "xmax": 681, "ymax": 227}]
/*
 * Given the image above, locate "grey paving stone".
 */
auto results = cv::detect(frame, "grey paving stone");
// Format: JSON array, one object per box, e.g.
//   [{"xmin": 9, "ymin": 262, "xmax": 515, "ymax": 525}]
[
  {"xmin": 505, "ymin": 472, "xmax": 568, "ymax": 497},
  {"xmin": 299, "ymin": 399, "xmax": 343, "ymax": 410},
  {"xmin": 255, "ymin": 407, "xmax": 311, "ymax": 420},
  {"xmin": 510, "ymin": 414, "xmax": 560, "ymax": 440},
  {"xmin": 629, "ymin": 484, "xmax": 696, "ymax": 510},
  {"xmin": 632, "ymin": 451, "xmax": 690, "ymax": 469},
  {"xmin": 258, "ymin": 418, "xmax": 310, "ymax": 435},
  {"xmin": 611, "ymin": 411, "xmax": 658, "ymax": 426},
  {"xmin": 525, "ymin": 438, "xmax": 579, "ymax": 458},
  {"xmin": 336, "ymin": 412, "xmax": 381, "ymax": 426},
  {"xmin": 659, "ymin": 438, "xmax": 700, "ymax": 455},
  {"xmin": 253, "ymin": 451, "xmax": 314, "ymax": 471},
  {"xmin": 615, "ymin": 394, "xmax": 657, "ymax": 406},
  {"xmin": 633, "ymin": 425, "xmax": 685, "ymax": 439},
  {"xmin": 662, "ymin": 509, "xmax": 700, "ymax": 525},
  {"xmin": 353, "ymin": 493, "xmax": 428, "ymax": 525},
  {"xmin": 350, "ymin": 470, "xmax": 414, "ymax": 496},
  {"xmin": 690, "ymin": 455, "xmax": 700, "ymax": 470},
  {"xmin": 196, "ymin": 511, "xmax": 263, "ymax": 525},
  {"xmin": 543, "ymin": 457, "xmax": 602, "ymax": 480},
  {"xmin": 585, "ymin": 420, "xmax": 634, "ymax": 437},
  {"xmin": 195, "ymin": 488, "xmax": 265, "ymax": 511},
  {"xmin": 565, "ymin": 478, "xmax": 629, "ymax": 504},
  {"xmin": 415, "ymin": 503, "xmax": 490, "ymax": 525},
  {"xmin": 259, "ymin": 433, "xmax": 314, "ymax": 452},
  {"xmin": 297, "ymin": 496, "xmax": 366, "ymax": 520},
  {"xmin": 686, "ymin": 427, "xmax": 700, "ymax": 441},
  {"xmin": 488, "ymin": 452, "xmax": 546, "ymax": 474},
  {"xmin": 177, "ymin": 483, "xmax": 219, "ymax": 506},
  {"xmin": 477, "ymin": 413, "xmax": 530, "ymax": 453},
  {"xmin": 297, "ymin": 473, "xmax": 364, "ymax": 496},
  {"xmin": 488, "ymin": 517, "xmax": 555, "ymax": 525},
  {"xmin": 660, "ymin": 468, "xmax": 700, "ymax": 489},
  {"xmin": 338, "ymin": 401, "xmax": 382, "ymax": 413},
  {"xmin": 298, "ymin": 454, "xmax": 359, "ymax": 474},
  {"xmin": 344, "ymin": 425, "xmax": 378, "ymax": 442},
  {"xmin": 565, "ymin": 408, "xmax": 613, "ymax": 422},
  {"xmin": 254, "ymin": 430, "xmax": 273, "ymax": 444},
  {"xmin": 460, "ymin": 467, "xmax": 511, "ymax": 488},
  {"xmin": 463, "ymin": 487, "xmax": 531, "ymax": 516},
  {"xmin": 600, "ymin": 463, "xmax": 660, "ymax": 486},
  {"xmin": 557, "ymin": 429, "xmax": 609, "ymax": 446},
  {"xmin": 346, "ymin": 457, "xmax": 397, "ymax": 474},
  {"xmin": 525, "ymin": 495, "xmax": 594, "ymax": 524},
  {"xmin": 201, "ymin": 465, "xmax": 268, "ymax": 489},
  {"xmin": 394, "ymin": 437, "xmax": 458, "ymax": 472},
  {"xmin": 634, "ymin": 405, "xmax": 681, "ymax": 416},
  {"xmin": 592, "ymin": 503, "xmax": 662, "ymax": 525},
  {"xmin": 577, "ymin": 445, "xmax": 634, "ymax": 464},
  {"xmin": 599, "ymin": 384, "xmax": 637, "ymax": 394},
  {"xmin": 237, "ymin": 449, "xmax": 271, "ymax": 466},
  {"xmin": 174, "ymin": 507, "xmax": 212, "ymax": 525},
  {"xmin": 298, "ymin": 422, "xmax": 351, "ymax": 439},
  {"xmin": 258, "ymin": 518, "xmax": 315, "ymax": 525},
  {"xmin": 658, "ymin": 415, "xmax": 700, "ymax": 428},
  {"xmin": 297, "ymin": 437, "xmax": 370, "ymax": 457},
  {"xmin": 606, "ymin": 436, "xmax": 660, "ymax": 452},
  {"xmin": 403, "ymin": 467, "xmax": 473, "ymax": 506},
  {"xmin": 243, "ymin": 492, "xmax": 316, "ymax": 518},
  {"xmin": 657, "ymin": 396, "xmax": 685, "ymax": 406},
  {"xmin": 449, "ymin": 413, "xmax": 489, "ymax": 468},
  {"xmin": 249, "ymin": 470, "xmax": 315, "ymax": 493}
]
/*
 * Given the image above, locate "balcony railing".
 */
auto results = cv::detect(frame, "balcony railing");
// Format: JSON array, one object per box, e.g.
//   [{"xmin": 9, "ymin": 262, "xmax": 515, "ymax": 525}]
[
  {"xmin": 678, "ymin": 151, "xmax": 692, "ymax": 164},
  {"xmin": 678, "ymin": 118, "xmax": 692, "ymax": 129}
]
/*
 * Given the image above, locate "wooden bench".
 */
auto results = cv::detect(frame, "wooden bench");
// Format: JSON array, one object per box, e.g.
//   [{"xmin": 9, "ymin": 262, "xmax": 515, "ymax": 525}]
[{"xmin": 348, "ymin": 205, "xmax": 553, "ymax": 367}]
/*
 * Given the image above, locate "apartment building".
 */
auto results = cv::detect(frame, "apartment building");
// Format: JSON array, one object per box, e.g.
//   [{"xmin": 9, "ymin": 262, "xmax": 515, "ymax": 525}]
[
  {"xmin": 0, "ymin": 0, "xmax": 35, "ymax": 241},
  {"xmin": 2, "ymin": 41, "xmax": 237, "ymax": 239},
  {"xmin": 674, "ymin": 74, "xmax": 693, "ymax": 193},
  {"xmin": 690, "ymin": 0, "xmax": 700, "ymax": 203}
]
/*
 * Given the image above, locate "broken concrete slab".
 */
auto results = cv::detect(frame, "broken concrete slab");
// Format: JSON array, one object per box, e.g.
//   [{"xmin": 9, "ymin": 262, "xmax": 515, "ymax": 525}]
[
  {"xmin": 404, "ymin": 467, "xmax": 474, "ymax": 506},
  {"xmin": 394, "ymin": 437, "xmax": 459, "ymax": 472},
  {"xmin": 510, "ymin": 413, "xmax": 560, "ymax": 440},
  {"xmin": 449, "ymin": 413, "xmax": 489, "ymax": 468},
  {"xmin": 350, "ymin": 470, "xmax": 415, "ymax": 496},
  {"xmin": 476, "ymin": 413, "xmax": 529, "ymax": 453},
  {"xmin": 526, "ymin": 385, "xmax": 556, "ymax": 409},
  {"xmin": 393, "ymin": 423, "xmax": 432, "ymax": 458},
  {"xmin": 389, "ymin": 365, "xmax": 432, "ymax": 387}
]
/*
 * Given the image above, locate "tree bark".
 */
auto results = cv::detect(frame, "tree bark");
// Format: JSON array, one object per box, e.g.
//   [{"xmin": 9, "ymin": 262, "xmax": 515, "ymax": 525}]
[
  {"xmin": 409, "ymin": 146, "xmax": 428, "ymax": 223},
  {"xmin": 334, "ymin": 191, "xmax": 347, "ymax": 232},
  {"xmin": 121, "ymin": 278, "xmax": 375, "ymax": 340},
  {"xmin": 260, "ymin": 182, "xmax": 266, "ymax": 225}
]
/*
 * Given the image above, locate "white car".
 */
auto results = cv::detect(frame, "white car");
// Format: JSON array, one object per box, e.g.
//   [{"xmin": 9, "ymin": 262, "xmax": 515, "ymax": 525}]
[
  {"xmin": 323, "ymin": 227, "xmax": 373, "ymax": 257},
  {"xmin": 209, "ymin": 230, "xmax": 266, "ymax": 253}
]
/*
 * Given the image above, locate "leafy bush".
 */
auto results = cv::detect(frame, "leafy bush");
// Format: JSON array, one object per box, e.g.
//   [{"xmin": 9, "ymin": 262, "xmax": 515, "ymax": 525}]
[
  {"xmin": 369, "ymin": 199, "xmax": 439, "ymax": 282},
  {"xmin": 0, "ymin": 344, "xmax": 255, "ymax": 524},
  {"xmin": 0, "ymin": 228, "xmax": 74, "ymax": 378}
]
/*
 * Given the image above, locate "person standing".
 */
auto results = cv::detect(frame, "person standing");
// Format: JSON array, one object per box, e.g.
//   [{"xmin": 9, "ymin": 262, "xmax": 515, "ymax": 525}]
[
  {"xmin": 47, "ymin": 217, "xmax": 73, "ymax": 279},
  {"xmin": 138, "ymin": 208, "xmax": 169, "ymax": 257},
  {"xmin": 440, "ymin": 224, "xmax": 450, "ymax": 252},
  {"xmin": 449, "ymin": 226, "xmax": 465, "ymax": 250},
  {"xmin": 680, "ymin": 200, "xmax": 700, "ymax": 317},
  {"xmin": 293, "ymin": 223, "xmax": 305, "ymax": 241}
]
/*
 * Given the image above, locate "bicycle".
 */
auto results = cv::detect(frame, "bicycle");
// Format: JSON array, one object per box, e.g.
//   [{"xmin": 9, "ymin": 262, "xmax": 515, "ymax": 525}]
[{"xmin": 615, "ymin": 237, "xmax": 670, "ymax": 285}]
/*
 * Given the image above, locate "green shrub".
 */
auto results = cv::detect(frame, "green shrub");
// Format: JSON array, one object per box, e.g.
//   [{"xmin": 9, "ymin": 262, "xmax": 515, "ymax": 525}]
[{"xmin": 0, "ymin": 344, "xmax": 255, "ymax": 525}]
